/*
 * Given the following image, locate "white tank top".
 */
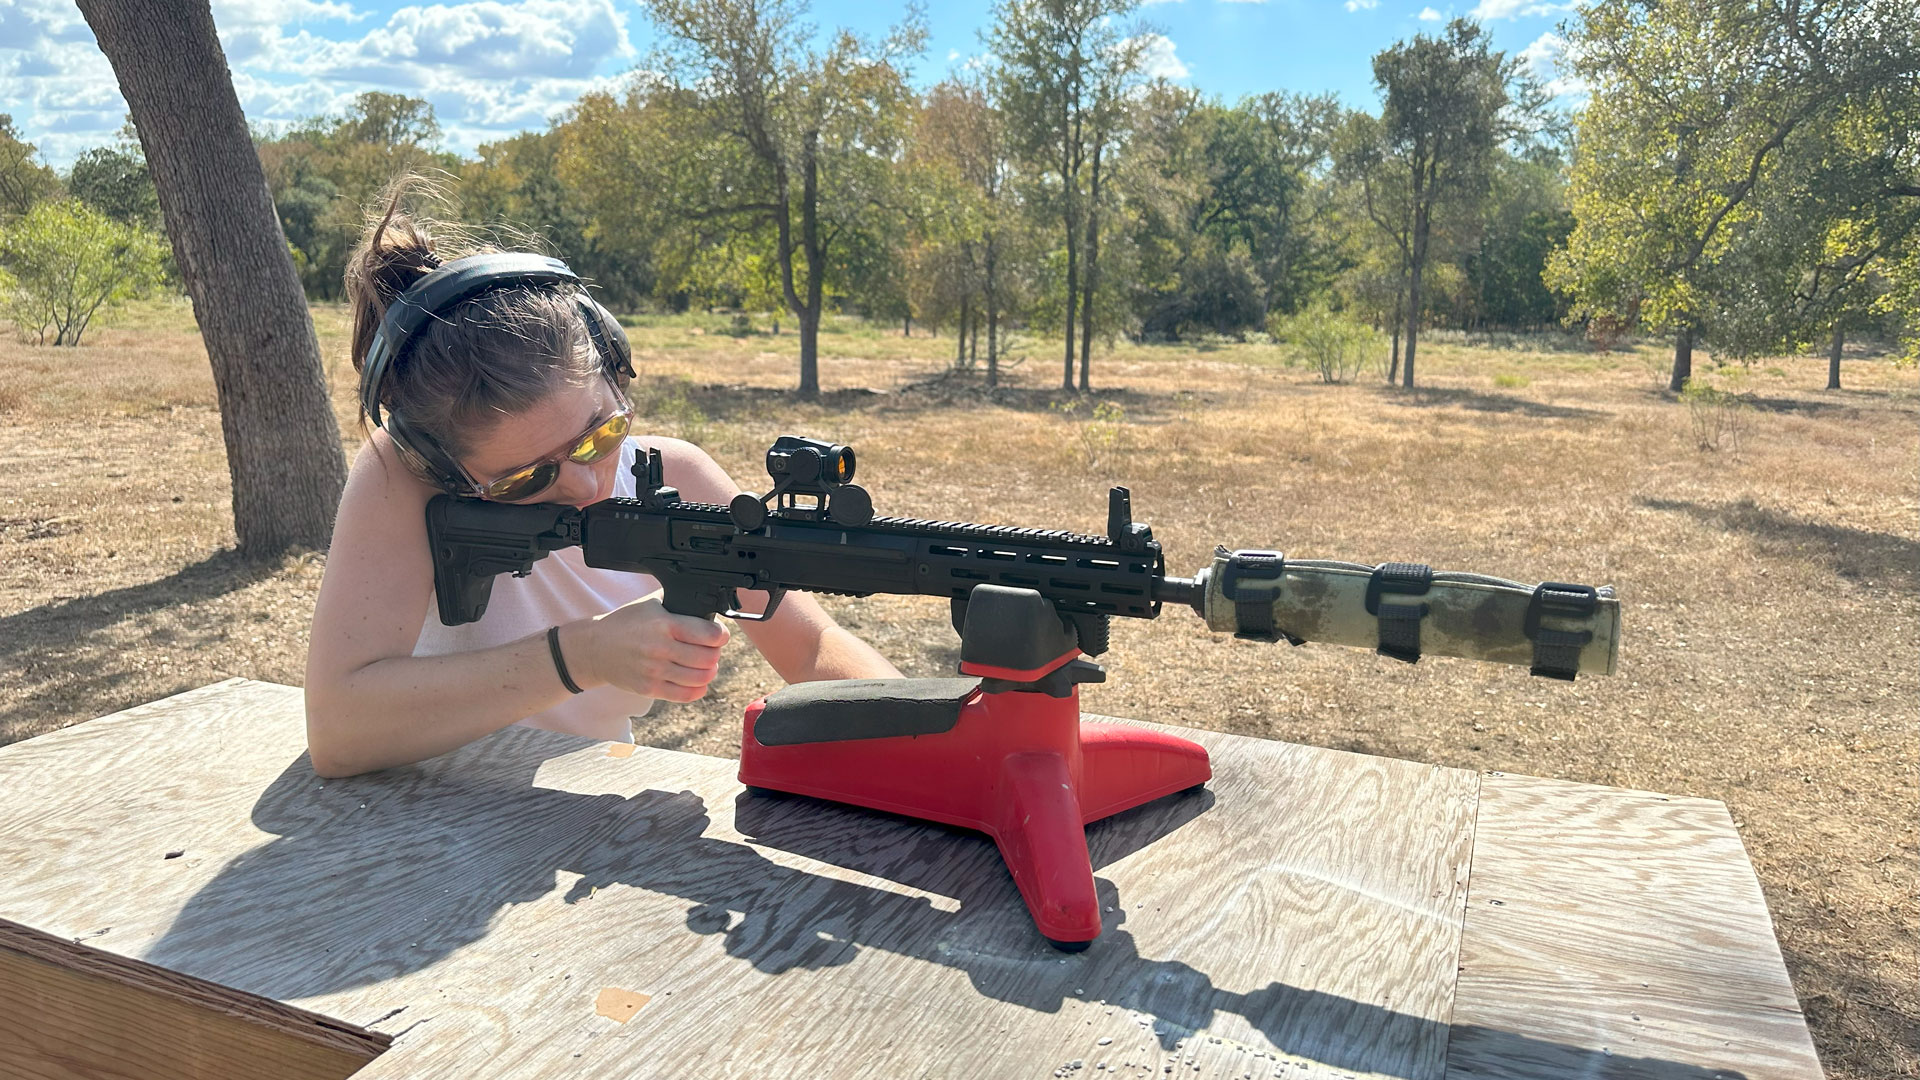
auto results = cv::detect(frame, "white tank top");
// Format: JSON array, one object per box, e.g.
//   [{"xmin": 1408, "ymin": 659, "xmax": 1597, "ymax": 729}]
[{"xmin": 413, "ymin": 436, "xmax": 661, "ymax": 742}]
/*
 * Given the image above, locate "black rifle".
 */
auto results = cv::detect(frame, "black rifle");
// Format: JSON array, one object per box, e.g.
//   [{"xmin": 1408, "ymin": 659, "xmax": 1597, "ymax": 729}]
[{"xmin": 426, "ymin": 436, "xmax": 1617, "ymax": 678}]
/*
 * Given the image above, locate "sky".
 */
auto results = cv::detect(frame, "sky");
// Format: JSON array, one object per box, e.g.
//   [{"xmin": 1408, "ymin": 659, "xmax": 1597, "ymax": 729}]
[{"xmin": 0, "ymin": 0, "xmax": 1584, "ymax": 170}]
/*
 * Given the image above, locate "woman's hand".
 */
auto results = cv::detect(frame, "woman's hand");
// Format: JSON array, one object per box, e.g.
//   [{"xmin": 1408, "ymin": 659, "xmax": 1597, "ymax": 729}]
[{"xmin": 565, "ymin": 598, "xmax": 731, "ymax": 702}]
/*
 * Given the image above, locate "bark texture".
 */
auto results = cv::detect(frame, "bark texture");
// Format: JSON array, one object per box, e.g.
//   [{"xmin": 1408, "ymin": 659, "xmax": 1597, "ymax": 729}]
[
  {"xmin": 77, "ymin": 0, "xmax": 346, "ymax": 555},
  {"xmin": 1669, "ymin": 326, "xmax": 1694, "ymax": 394}
]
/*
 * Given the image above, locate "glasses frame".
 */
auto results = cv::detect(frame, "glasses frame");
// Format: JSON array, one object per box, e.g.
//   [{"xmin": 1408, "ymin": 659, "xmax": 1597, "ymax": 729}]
[{"xmin": 457, "ymin": 376, "xmax": 635, "ymax": 503}]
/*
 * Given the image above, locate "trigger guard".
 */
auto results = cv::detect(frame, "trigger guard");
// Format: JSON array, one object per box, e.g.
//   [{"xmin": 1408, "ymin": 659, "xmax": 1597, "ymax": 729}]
[{"xmin": 722, "ymin": 585, "xmax": 786, "ymax": 623}]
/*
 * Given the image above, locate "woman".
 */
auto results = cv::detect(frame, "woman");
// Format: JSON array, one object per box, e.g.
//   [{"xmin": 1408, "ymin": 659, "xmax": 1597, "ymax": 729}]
[{"xmin": 304, "ymin": 187, "xmax": 900, "ymax": 778}]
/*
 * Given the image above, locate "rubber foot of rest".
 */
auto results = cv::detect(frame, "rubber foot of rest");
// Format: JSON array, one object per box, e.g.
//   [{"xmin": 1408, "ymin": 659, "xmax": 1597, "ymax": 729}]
[
  {"xmin": 743, "ymin": 785, "xmax": 784, "ymax": 798},
  {"xmin": 1046, "ymin": 937, "xmax": 1093, "ymax": 953}
]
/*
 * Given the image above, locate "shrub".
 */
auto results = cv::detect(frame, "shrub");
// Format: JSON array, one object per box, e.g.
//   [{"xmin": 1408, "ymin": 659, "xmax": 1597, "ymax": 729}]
[
  {"xmin": 1052, "ymin": 398, "xmax": 1128, "ymax": 468},
  {"xmin": 1268, "ymin": 305, "xmax": 1378, "ymax": 384},
  {"xmin": 1493, "ymin": 373, "xmax": 1530, "ymax": 389},
  {"xmin": 1, "ymin": 200, "xmax": 167, "ymax": 346},
  {"xmin": 1679, "ymin": 377, "xmax": 1752, "ymax": 452}
]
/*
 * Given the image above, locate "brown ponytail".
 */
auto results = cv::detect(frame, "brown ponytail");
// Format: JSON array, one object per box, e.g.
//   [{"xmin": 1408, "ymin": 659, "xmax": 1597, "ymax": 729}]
[{"xmin": 344, "ymin": 173, "xmax": 614, "ymax": 465}]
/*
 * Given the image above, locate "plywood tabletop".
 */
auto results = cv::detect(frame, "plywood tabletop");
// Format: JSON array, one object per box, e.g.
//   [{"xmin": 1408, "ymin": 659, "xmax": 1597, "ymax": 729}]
[{"xmin": 0, "ymin": 679, "xmax": 1822, "ymax": 1080}]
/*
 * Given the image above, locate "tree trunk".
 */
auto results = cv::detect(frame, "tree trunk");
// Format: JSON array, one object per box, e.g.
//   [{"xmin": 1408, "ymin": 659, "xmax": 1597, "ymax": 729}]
[
  {"xmin": 1827, "ymin": 325, "xmax": 1843, "ymax": 390},
  {"xmin": 955, "ymin": 296, "xmax": 970, "ymax": 369},
  {"xmin": 1668, "ymin": 326, "xmax": 1693, "ymax": 393},
  {"xmin": 1402, "ymin": 262, "xmax": 1422, "ymax": 389},
  {"xmin": 903, "ymin": 314, "xmax": 911, "ymax": 337},
  {"xmin": 1062, "ymin": 203, "xmax": 1079, "ymax": 391},
  {"xmin": 797, "ymin": 137, "xmax": 823, "ymax": 398},
  {"xmin": 987, "ymin": 306, "xmax": 999, "ymax": 388},
  {"xmin": 1078, "ymin": 144, "xmax": 1102, "ymax": 393},
  {"xmin": 986, "ymin": 244, "xmax": 1000, "ymax": 389},
  {"xmin": 77, "ymin": 0, "xmax": 344, "ymax": 555},
  {"xmin": 969, "ymin": 314, "xmax": 979, "ymax": 369},
  {"xmin": 1404, "ymin": 201, "xmax": 1426, "ymax": 390},
  {"xmin": 1389, "ymin": 287, "xmax": 1404, "ymax": 384}
]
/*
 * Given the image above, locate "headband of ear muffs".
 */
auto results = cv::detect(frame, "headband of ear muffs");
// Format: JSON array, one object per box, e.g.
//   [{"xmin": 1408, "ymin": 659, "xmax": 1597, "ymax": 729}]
[{"xmin": 358, "ymin": 252, "xmax": 636, "ymax": 494}]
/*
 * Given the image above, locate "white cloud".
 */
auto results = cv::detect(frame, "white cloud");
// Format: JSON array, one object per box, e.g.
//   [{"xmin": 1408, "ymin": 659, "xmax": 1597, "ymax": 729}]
[
  {"xmin": 2, "ymin": 0, "xmax": 639, "ymax": 168},
  {"xmin": 1518, "ymin": 30, "xmax": 1588, "ymax": 99},
  {"xmin": 1469, "ymin": 0, "xmax": 1570, "ymax": 19},
  {"xmin": 1344, "ymin": 0, "xmax": 1379, "ymax": 11},
  {"xmin": 1418, "ymin": 6, "xmax": 1444, "ymax": 19},
  {"xmin": 1132, "ymin": 33, "xmax": 1189, "ymax": 80},
  {"xmin": 212, "ymin": 0, "xmax": 363, "ymax": 27}
]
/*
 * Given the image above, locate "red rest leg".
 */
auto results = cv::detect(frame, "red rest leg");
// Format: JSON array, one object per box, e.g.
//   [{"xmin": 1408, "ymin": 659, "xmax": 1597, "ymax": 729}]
[
  {"xmin": 992, "ymin": 750, "xmax": 1102, "ymax": 948},
  {"xmin": 1077, "ymin": 722, "xmax": 1214, "ymax": 824}
]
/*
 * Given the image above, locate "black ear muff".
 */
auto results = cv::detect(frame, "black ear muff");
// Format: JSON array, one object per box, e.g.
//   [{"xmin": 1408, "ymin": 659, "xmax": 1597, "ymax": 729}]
[{"xmin": 576, "ymin": 292, "xmax": 635, "ymax": 380}]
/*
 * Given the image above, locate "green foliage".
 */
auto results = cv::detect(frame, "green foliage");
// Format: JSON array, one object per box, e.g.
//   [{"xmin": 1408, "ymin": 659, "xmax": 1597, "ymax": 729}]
[
  {"xmin": 1547, "ymin": 0, "xmax": 1917, "ymax": 367},
  {"xmin": 255, "ymin": 92, "xmax": 462, "ymax": 300},
  {"xmin": 1492, "ymin": 372, "xmax": 1529, "ymax": 389},
  {"xmin": 991, "ymin": 0, "xmax": 1148, "ymax": 386},
  {"xmin": 462, "ymin": 129, "xmax": 651, "ymax": 309},
  {"xmin": 1, "ymin": 199, "xmax": 167, "ymax": 345},
  {"xmin": 0, "ymin": 116, "xmax": 62, "ymax": 222},
  {"xmin": 1341, "ymin": 20, "xmax": 1533, "ymax": 384},
  {"xmin": 1270, "ymin": 303, "xmax": 1378, "ymax": 383},
  {"xmin": 67, "ymin": 145, "xmax": 161, "ymax": 229},
  {"xmin": 1465, "ymin": 154, "xmax": 1571, "ymax": 329}
]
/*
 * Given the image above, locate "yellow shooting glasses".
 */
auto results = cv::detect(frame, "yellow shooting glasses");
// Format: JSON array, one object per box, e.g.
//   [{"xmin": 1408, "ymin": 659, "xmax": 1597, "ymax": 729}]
[{"xmin": 468, "ymin": 395, "xmax": 634, "ymax": 503}]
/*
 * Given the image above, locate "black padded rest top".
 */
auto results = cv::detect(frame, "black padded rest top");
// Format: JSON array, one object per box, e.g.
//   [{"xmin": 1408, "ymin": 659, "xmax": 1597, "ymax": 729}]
[{"xmin": 752, "ymin": 677, "xmax": 982, "ymax": 747}]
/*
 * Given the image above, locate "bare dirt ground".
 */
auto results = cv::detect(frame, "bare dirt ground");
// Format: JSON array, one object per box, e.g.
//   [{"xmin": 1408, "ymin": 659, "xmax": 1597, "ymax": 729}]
[{"xmin": 2, "ymin": 299, "xmax": 1914, "ymax": 1077}]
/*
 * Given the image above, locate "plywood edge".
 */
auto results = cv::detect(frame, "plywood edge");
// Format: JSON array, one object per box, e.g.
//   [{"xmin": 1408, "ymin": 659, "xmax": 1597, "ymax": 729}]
[
  {"xmin": 59, "ymin": 677, "xmax": 288, "ymax": 734},
  {"xmin": 1475, "ymin": 766, "xmax": 1728, "ymax": 812},
  {"xmin": 0, "ymin": 916, "xmax": 390, "ymax": 1078}
]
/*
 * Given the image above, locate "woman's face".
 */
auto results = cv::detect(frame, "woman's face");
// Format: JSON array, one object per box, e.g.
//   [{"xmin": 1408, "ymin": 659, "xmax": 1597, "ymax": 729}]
[{"xmin": 459, "ymin": 377, "xmax": 627, "ymax": 508}]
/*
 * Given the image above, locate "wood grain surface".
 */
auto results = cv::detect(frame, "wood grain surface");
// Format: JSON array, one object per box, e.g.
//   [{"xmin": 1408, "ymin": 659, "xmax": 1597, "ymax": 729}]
[
  {"xmin": 0, "ymin": 679, "xmax": 1822, "ymax": 1080},
  {"xmin": 0, "ymin": 916, "xmax": 389, "ymax": 1080},
  {"xmin": 1445, "ymin": 772, "xmax": 1825, "ymax": 1080}
]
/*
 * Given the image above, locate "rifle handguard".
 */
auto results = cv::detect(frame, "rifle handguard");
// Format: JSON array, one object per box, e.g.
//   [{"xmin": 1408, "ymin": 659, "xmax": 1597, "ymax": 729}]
[{"xmin": 1196, "ymin": 549, "xmax": 1620, "ymax": 677}]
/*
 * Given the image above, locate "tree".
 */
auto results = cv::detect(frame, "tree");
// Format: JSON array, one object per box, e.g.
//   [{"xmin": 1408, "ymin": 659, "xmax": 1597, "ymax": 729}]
[
  {"xmin": 0, "ymin": 116, "xmax": 62, "ymax": 221},
  {"xmin": 907, "ymin": 76, "xmax": 1030, "ymax": 383},
  {"xmin": 1123, "ymin": 87, "xmax": 1342, "ymax": 340},
  {"xmin": 1, "ymin": 199, "xmax": 166, "ymax": 345},
  {"xmin": 992, "ymin": 0, "xmax": 1146, "ymax": 391},
  {"xmin": 67, "ymin": 146, "xmax": 162, "ymax": 229},
  {"xmin": 1464, "ymin": 151, "xmax": 1571, "ymax": 330},
  {"xmin": 462, "ymin": 129, "xmax": 654, "ymax": 310},
  {"xmin": 1334, "ymin": 109, "xmax": 1412, "ymax": 379},
  {"xmin": 630, "ymin": 0, "xmax": 925, "ymax": 397},
  {"xmin": 1370, "ymin": 19, "xmax": 1517, "ymax": 387},
  {"xmin": 76, "ymin": 0, "xmax": 347, "ymax": 555},
  {"xmin": 1547, "ymin": 0, "xmax": 1917, "ymax": 392},
  {"xmin": 1708, "ymin": 58, "xmax": 1920, "ymax": 387},
  {"xmin": 255, "ymin": 93, "xmax": 459, "ymax": 301}
]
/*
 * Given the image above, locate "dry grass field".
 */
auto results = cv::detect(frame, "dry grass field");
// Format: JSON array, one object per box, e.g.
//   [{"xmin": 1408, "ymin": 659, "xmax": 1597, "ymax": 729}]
[{"xmin": 1, "ymin": 297, "xmax": 1914, "ymax": 1077}]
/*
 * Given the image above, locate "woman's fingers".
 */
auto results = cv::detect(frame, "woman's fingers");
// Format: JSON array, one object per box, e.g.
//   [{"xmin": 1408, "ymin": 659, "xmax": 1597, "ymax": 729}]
[{"xmin": 666, "ymin": 614, "xmax": 729, "ymax": 648}]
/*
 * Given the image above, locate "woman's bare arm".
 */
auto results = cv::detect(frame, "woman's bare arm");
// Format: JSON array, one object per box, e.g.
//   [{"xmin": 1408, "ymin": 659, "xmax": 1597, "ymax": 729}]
[{"xmin": 303, "ymin": 437, "xmax": 722, "ymax": 777}]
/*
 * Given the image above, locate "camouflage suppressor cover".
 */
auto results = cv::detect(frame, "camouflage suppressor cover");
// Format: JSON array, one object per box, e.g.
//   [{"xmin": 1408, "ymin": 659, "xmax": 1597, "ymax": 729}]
[{"xmin": 1198, "ymin": 551, "xmax": 1620, "ymax": 676}]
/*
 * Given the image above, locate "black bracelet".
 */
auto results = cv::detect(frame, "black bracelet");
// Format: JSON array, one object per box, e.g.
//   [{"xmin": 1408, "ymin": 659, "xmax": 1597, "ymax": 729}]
[{"xmin": 547, "ymin": 625, "xmax": 584, "ymax": 695}]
